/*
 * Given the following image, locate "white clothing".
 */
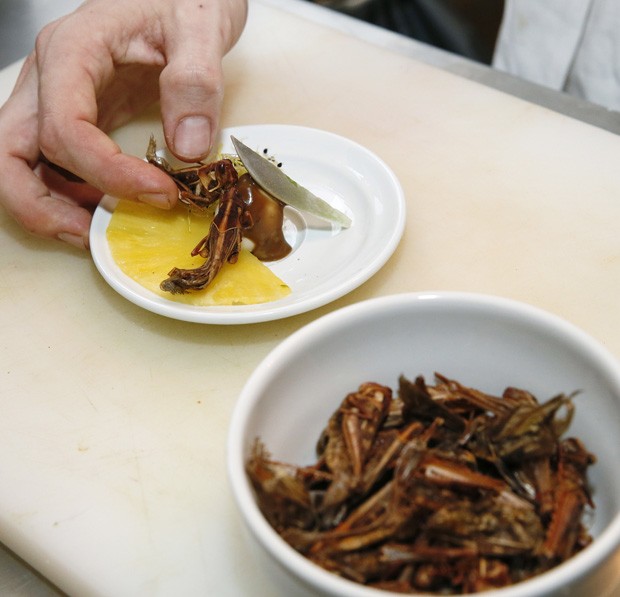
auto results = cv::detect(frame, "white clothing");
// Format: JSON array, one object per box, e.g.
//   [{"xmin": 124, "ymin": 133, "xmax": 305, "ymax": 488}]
[{"xmin": 493, "ymin": 0, "xmax": 620, "ymax": 111}]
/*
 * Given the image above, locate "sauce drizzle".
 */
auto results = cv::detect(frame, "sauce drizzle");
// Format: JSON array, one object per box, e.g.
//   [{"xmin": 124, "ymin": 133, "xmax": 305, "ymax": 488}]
[{"xmin": 237, "ymin": 173, "xmax": 292, "ymax": 261}]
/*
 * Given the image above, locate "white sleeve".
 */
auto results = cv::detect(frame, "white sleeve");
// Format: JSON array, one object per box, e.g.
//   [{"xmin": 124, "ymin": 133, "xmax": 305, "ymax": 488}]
[
  {"xmin": 492, "ymin": 0, "xmax": 592, "ymax": 90},
  {"xmin": 564, "ymin": 0, "xmax": 620, "ymax": 110}
]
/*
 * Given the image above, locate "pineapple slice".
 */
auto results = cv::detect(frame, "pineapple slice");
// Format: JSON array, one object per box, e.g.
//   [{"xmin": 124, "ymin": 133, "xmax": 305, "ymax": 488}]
[{"xmin": 106, "ymin": 199, "xmax": 291, "ymax": 306}]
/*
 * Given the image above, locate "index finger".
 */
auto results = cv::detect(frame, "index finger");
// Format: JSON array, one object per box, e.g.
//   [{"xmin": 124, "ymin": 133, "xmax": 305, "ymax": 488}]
[{"xmin": 35, "ymin": 16, "xmax": 177, "ymax": 208}]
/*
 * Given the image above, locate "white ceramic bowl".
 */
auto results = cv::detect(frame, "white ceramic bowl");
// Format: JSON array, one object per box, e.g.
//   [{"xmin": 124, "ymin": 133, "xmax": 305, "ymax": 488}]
[{"xmin": 227, "ymin": 292, "xmax": 620, "ymax": 597}]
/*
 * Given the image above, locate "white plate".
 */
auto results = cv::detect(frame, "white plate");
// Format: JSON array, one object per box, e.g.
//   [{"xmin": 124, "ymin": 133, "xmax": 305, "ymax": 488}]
[{"xmin": 90, "ymin": 124, "xmax": 406, "ymax": 324}]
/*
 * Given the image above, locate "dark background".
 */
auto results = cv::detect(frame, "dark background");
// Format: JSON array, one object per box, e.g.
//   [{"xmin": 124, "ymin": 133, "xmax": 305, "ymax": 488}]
[{"xmin": 311, "ymin": 0, "xmax": 505, "ymax": 64}]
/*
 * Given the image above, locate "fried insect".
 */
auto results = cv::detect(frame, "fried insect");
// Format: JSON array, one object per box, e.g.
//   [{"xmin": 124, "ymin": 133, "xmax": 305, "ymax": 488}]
[
  {"xmin": 146, "ymin": 136, "xmax": 238, "ymax": 211},
  {"xmin": 159, "ymin": 186, "xmax": 253, "ymax": 294},
  {"xmin": 246, "ymin": 374, "xmax": 595, "ymax": 594},
  {"xmin": 146, "ymin": 137, "xmax": 293, "ymax": 294},
  {"xmin": 146, "ymin": 137, "xmax": 252, "ymax": 294}
]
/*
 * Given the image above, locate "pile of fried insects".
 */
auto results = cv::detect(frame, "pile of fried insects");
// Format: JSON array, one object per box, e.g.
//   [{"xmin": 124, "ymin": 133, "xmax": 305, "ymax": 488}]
[{"xmin": 246, "ymin": 374, "xmax": 595, "ymax": 594}]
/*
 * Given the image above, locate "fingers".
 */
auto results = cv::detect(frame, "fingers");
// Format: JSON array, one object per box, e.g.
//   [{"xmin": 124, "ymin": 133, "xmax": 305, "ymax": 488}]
[
  {"xmin": 0, "ymin": 0, "xmax": 248, "ymax": 250},
  {"xmin": 36, "ymin": 0, "xmax": 247, "ymax": 188},
  {"xmin": 0, "ymin": 147, "xmax": 94, "ymax": 250},
  {"xmin": 34, "ymin": 7, "xmax": 179, "ymax": 208},
  {"xmin": 0, "ymin": 56, "xmax": 89, "ymax": 248},
  {"xmin": 160, "ymin": 0, "xmax": 248, "ymax": 161},
  {"xmin": 3, "ymin": 159, "xmax": 94, "ymax": 249},
  {"xmin": 40, "ymin": 116, "xmax": 176, "ymax": 209}
]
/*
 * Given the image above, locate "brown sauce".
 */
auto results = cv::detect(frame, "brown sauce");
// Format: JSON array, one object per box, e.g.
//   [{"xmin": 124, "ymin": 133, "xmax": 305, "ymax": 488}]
[{"xmin": 237, "ymin": 173, "xmax": 292, "ymax": 261}]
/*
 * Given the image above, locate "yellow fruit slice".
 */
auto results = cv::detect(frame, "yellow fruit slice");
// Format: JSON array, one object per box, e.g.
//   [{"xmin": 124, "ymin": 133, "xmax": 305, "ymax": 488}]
[{"xmin": 106, "ymin": 199, "xmax": 291, "ymax": 306}]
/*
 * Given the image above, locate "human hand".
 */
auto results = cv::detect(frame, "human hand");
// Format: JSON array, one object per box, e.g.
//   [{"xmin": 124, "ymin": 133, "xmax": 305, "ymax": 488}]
[{"xmin": 0, "ymin": 0, "xmax": 247, "ymax": 249}]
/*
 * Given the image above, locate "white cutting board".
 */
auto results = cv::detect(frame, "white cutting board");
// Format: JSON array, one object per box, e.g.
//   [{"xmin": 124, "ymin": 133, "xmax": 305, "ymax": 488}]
[{"xmin": 0, "ymin": 0, "xmax": 619, "ymax": 595}]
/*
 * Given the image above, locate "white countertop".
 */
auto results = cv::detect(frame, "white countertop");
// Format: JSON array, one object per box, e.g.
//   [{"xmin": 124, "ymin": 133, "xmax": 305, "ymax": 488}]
[{"xmin": 1, "ymin": 0, "xmax": 620, "ymax": 595}]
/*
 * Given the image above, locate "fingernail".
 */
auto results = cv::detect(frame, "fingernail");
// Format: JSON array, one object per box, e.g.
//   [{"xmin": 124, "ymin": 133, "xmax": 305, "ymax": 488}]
[
  {"xmin": 58, "ymin": 232, "xmax": 88, "ymax": 250},
  {"xmin": 173, "ymin": 116, "xmax": 211, "ymax": 158},
  {"xmin": 138, "ymin": 192, "xmax": 172, "ymax": 208}
]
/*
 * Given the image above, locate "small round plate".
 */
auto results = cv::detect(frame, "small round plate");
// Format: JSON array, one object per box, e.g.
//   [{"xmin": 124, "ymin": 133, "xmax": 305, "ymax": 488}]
[{"xmin": 90, "ymin": 124, "xmax": 406, "ymax": 324}]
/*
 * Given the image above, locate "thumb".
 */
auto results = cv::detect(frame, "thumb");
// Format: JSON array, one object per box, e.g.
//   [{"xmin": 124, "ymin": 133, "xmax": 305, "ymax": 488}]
[
  {"xmin": 161, "ymin": 61, "xmax": 223, "ymax": 162},
  {"xmin": 159, "ymin": 1, "xmax": 246, "ymax": 162}
]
